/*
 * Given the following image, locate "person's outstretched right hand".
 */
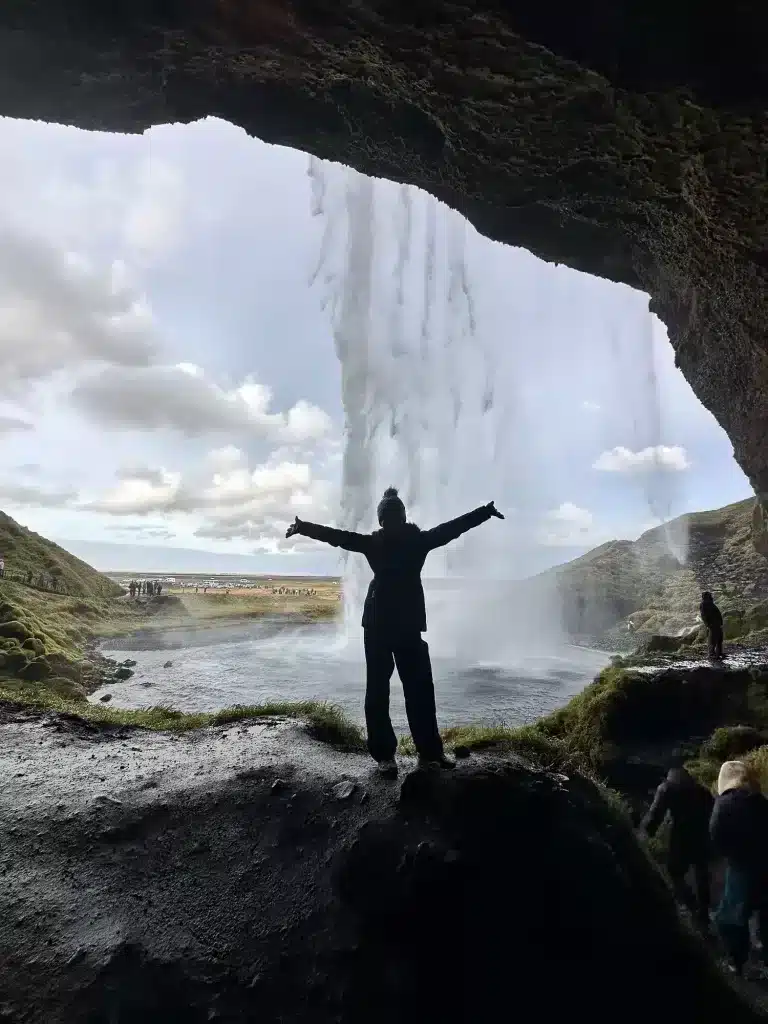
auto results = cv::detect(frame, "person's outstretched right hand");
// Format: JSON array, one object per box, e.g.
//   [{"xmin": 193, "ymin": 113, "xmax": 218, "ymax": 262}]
[
  {"xmin": 285, "ymin": 516, "xmax": 301, "ymax": 539},
  {"xmin": 486, "ymin": 501, "xmax": 505, "ymax": 520}
]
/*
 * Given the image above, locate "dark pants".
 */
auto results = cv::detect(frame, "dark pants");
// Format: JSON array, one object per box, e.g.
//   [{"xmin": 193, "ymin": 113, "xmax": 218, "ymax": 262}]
[
  {"xmin": 363, "ymin": 629, "xmax": 443, "ymax": 762},
  {"xmin": 668, "ymin": 850, "xmax": 711, "ymax": 927},
  {"xmin": 715, "ymin": 864, "xmax": 768, "ymax": 971},
  {"xmin": 708, "ymin": 625, "xmax": 724, "ymax": 659}
]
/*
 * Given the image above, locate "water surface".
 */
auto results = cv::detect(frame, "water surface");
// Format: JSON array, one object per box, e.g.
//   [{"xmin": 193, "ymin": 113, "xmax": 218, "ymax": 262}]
[{"xmin": 95, "ymin": 620, "xmax": 609, "ymax": 729}]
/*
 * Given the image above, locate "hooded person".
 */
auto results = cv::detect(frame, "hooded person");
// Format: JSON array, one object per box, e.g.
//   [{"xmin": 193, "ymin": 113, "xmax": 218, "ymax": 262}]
[
  {"xmin": 710, "ymin": 760, "xmax": 768, "ymax": 975},
  {"xmin": 286, "ymin": 489, "xmax": 504, "ymax": 778},
  {"xmin": 641, "ymin": 764, "xmax": 713, "ymax": 929},
  {"xmin": 699, "ymin": 591, "xmax": 724, "ymax": 660}
]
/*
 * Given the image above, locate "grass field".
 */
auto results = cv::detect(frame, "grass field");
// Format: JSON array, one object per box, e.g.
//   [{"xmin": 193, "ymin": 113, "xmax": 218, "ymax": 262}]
[{"xmin": 164, "ymin": 578, "xmax": 341, "ymax": 623}]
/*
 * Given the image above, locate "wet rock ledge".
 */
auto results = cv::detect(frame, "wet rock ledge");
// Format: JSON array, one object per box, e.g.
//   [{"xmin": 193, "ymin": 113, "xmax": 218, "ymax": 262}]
[{"xmin": 0, "ymin": 710, "xmax": 761, "ymax": 1023}]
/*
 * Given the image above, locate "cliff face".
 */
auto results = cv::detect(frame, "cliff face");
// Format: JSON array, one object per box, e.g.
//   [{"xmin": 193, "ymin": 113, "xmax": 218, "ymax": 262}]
[
  {"xmin": 547, "ymin": 498, "xmax": 768, "ymax": 635},
  {"xmin": 1, "ymin": 3, "xmax": 766, "ymax": 493}
]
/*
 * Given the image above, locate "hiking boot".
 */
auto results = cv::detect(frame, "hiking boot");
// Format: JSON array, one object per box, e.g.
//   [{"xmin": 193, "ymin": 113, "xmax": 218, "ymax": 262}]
[
  {"xmin": 376, "ymin": 759, "xmax": 398, "ymax": 780},
  {"xmin": 418, "ymin": 754, "xmax": 456, "ymax": 771}
]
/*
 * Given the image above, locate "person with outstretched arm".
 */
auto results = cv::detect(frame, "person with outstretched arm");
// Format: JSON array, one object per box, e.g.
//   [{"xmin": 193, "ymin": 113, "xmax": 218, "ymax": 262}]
[{"xmin": 286, "ymin": 488, "xmax": 504, "ymax": 778}]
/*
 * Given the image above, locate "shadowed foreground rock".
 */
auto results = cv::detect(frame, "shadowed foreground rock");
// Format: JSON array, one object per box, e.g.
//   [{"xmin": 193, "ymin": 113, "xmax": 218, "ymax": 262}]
[{"xmin": 0, "ymin": 711, "xmax": 761, "ymax": 1023}]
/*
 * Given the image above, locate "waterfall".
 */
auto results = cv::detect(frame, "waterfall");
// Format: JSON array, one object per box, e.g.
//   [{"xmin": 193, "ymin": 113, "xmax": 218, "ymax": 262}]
[{"xmin": 307, "ymin": 158, "xmax": 681, "ymax": 658}]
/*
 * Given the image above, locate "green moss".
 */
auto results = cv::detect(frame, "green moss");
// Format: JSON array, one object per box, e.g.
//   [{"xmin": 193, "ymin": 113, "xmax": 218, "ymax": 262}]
[
  {"xmin": 0, "ymin": 687, "xmax": 366, "ymax": 749},
  {"xmin": 397, "ymin": 721, "xmax": 579, "ymax": 770},
  {"xmin": 22, "ymin": 636, "xmax": 45, "ymax": 656},
  {"xmin": 538, "ymin": 664, "xmax": 768, "ymax": 768},
  {"xmin": 0, "ymin": 620, "xmax": 31, "ymax": 641},
  {"xmin": 701, "ymin": 725, "xmax": 767, "ymax": 762}
]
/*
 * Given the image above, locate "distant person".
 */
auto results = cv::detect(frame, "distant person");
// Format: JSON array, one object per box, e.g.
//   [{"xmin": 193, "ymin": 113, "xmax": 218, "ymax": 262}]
[
  {"xmin": 147, "ymin": 580, "xmax": 154, "ymax": 597},
  {"xmin": 286, "ymin": 488, "xmax": 504, "ymax": 778},
  {"xmin": 0, "ymin": 555, "xmax": 4, "ymax": 579},
  {"xmin": 710, "ymin": 761, "xmax": 768, "ymax": 975},
  {"xmin": 129, "ymin": 581, "xmax": 136, "ymax": 599},
  {"xmin": 26, "ymin": 570, "xmax": 33, "ymax": 586},
  {"xmin": 700, "ymin": 591, "xmax": 724, "ymax": 660},
  {"xmin": 156, "ymin": 582, "xmax": 163, "ymax": 596},
  {"xmin": 641, "ymin": 764, "xmax": 713, "ymax": 929}
]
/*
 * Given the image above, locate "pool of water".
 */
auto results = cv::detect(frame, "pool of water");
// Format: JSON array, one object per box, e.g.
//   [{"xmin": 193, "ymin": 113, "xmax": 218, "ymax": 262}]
[{"xmin": 94, "ymin": 619, "xmax": 610, "ymax": 730}]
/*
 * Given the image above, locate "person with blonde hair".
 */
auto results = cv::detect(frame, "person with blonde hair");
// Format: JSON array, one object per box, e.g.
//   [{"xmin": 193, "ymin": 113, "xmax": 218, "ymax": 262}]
[{"xmin": 710, "ymin": 760, "xmax": 768, "ymax": 975}]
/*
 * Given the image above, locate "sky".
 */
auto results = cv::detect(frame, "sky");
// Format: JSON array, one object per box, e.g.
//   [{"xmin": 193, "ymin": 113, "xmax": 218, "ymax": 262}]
[{"xmin": 0, "ymin": 115, "xmax": 754, "ymax": 576}]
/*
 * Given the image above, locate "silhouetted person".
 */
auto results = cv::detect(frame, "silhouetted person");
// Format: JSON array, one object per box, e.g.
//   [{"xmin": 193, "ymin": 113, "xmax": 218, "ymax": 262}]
[
  {"xmin": 286, "ymin": 488, "xmax": 504, "ymax": 778},
  {"xmin": 700, "ymin": 591, "xmax": 724, "ymax": 660},
  {"xmin": 710, "ymin": 761, "xmax": 768, "ymax": 975},
  {"xmin": 641, "ymin": 765, "xmax": 713, "ymax": 929},
  {"xmin": 129, "ymin": 581, "xmax": 136, "ymax": 599},
  {"xmin": 156, "ymin": 582, "xmax": 163, "ymax": 596}
]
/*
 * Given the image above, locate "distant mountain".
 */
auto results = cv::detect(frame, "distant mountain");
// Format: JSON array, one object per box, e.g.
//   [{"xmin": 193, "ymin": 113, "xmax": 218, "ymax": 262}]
[
  {"xmin": 540, "ymin": 498, "xmax": 768, "ymax": 635},
  {"xmin": 51, "ymin": 538, "xmax": 336, "ymax": 576}
]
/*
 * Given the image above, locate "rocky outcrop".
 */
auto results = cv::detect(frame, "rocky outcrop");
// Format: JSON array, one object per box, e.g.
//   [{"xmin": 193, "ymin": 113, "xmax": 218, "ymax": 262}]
[
  {"xmin": 0, "ymin": 4, "xmax": 766, "ymax": 499},
  {"xmin": 0, "ymin": 708, "xmax": 761, "ymax": 1022}
]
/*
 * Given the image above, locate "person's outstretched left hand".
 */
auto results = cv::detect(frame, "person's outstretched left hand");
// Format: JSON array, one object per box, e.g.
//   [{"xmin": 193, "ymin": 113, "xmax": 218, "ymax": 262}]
[
  {"xmin": 487, "ymin": 501, "xmax": 505, "ymax": 520},
  {"xmin": 285, "ymin": 516, "xmax": 301, "ymax": 538}
]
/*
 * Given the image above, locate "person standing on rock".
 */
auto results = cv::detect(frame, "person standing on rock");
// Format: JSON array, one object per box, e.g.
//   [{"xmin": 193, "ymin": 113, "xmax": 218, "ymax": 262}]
[
  {"xmin": 699, "ymin": 591, "xmax": 724, "ymax": 660},
  {"xmin": 286, "ymin": 488, "xmax": 504, "ymax": 779},
  {"xmin": 710, "ymin": 760, "xmax": 768, "ymax": 976},
  {"xmin": 640, "ymin": 764, "xmax": 713, "ymax": 930}
]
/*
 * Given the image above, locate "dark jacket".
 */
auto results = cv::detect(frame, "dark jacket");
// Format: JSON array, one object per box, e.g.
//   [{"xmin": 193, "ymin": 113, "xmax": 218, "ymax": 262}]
[
  {"xmin": 699, "ymin": 599, "xmax": 723, "ymax": 630},
  {"xmin": 642, "ymin": 776, "xmax": 714, "ymax": 860},
  {"xmin": 710, "ymin": 787, "xmax": 768, "ymax": 879},
  {"xmin": 297, "ymin": 505, "xmax": 493, "ymax": 635}
]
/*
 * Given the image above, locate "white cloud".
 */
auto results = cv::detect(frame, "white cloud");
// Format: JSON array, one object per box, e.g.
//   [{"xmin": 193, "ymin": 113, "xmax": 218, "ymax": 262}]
[
  {"xmin": 537, "ymin": 502, "xmax": 596, "ymax": 546},
  {"xmin": 70, "ymin": 364, "xmax": 333, "ymax": 444},
  {"xmin": 0, "ymin": 228, "xmax": 156, "ymax": 394},
  {"xmin": 0, "ymin": 415, "xmax": 33, "ymax": 435},
  {"xmin": 581, "ymin": 400, "xmax": 601, "ymax": 412},
  {"xmin": 83, "ymin": 449, "xmax": 335, "ymax": 550},
  {"xmin": 0, "ymin": 481, "xmax": 77, "ymax": 509},
  {"xmin": 592, "ymin": 444, "xmax": 690, "ymax": 473}
]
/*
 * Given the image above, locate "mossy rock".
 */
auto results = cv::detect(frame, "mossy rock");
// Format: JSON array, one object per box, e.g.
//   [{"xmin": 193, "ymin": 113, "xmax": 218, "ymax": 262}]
[
  {"xmin": 701, "ymin": 725, "xmax": 767, "ymax": 762},
  {"xmin": 22, "ymin": 637, "xmax": 46, "ymax": 657},
  {"xmin": 0, "ymin": 602, "xmax": 17, "ymax": 623},
  {"xmin": 723, "ymin": 610, "xmax": 745, "ymax": 640},
  {"xmin": 5, "ymin": 649, "xmax": 31, "ymax": 672},
  {"xmin": 45, "ymin": 651, "xmax": 79, "ymax": 679},
  {"xmin": 746, "ymin": 603, "xmax": 768, "ymax": 633},
  {"xmin": 114, "ymin": 666, "xmax": 134, "ymax": 681},
  {"xmin": 45, "ymin": 677, "xmax": 87, "ymax": 701},
  {"xmin": 18, "ymin": 656, "xmax": 51, "ymax": 682},
  {"xmin": 636, "ymin": 633, "xmax": 682, "ymax": 655},
  {"xmin": 0, "ymin": 620, "xmax": 31, "ymax": 642}
]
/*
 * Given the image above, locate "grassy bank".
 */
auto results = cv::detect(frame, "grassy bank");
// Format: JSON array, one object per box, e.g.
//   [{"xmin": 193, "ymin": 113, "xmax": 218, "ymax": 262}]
[{"xmin": 0, "ymin": 687, "xmax": 365, "ymax": 749}]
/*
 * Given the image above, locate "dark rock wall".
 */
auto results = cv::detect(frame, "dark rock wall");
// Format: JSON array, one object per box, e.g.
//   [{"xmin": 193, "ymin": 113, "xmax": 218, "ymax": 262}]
[{"xmin": 1, "ymin": 1, "xmax": 766, "ymax": 493}]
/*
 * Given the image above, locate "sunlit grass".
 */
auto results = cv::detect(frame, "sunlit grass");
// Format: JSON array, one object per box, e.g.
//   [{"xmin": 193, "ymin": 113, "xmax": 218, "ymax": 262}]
[{"xmin": 0, "ymin": 686, "xmax": 365, "ymax": 749}]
